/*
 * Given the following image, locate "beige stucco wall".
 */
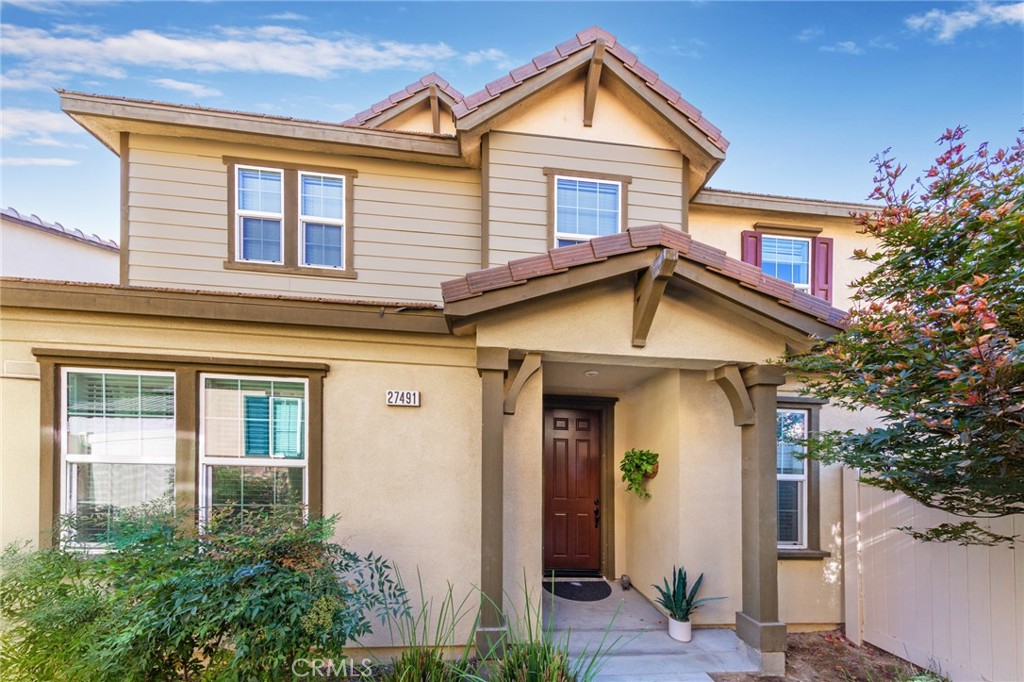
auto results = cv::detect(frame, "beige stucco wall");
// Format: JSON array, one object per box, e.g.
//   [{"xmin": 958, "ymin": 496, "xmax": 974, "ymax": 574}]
[
  {"xmin": 474, "ymin": 278, "xmax": 787, "ymax": 367},
  {"xmin": 0, "ymin": 306, "xmax": 481, "ymax": 648},
  {"xmin": 127, "ymin": 134, "xmax": 481, "ymax": 304},
  {"xmin": 614, "ymin": 370, "xmax": 742, "ymax": 626},
  {"xmin": 688, "ymin": 205, "xmax": 874, "ymax": 310}
]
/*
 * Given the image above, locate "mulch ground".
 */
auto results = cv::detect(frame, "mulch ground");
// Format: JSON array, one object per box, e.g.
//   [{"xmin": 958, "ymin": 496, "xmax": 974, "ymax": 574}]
[{"xmin": 710, "ymin": 629, "xmax": 940, "ymax": 682}]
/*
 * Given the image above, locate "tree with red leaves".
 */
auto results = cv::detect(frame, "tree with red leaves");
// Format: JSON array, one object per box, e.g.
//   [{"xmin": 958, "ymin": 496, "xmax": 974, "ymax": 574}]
[{"xmin": 789, "ymin": 127, "xmax": 1023, "ymax": 546}]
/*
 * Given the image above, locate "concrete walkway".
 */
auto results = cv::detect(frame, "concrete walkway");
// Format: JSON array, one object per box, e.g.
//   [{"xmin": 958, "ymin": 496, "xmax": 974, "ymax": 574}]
[{"xmin": 543, "ymin": 580, "xmax": 757, "ymax": 682}]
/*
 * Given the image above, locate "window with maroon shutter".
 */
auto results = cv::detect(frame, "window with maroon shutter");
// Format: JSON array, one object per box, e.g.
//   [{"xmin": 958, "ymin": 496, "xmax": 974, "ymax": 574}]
[{"xmin": 741, "ymin": 230, "xmax": 833, "ymax": 302}]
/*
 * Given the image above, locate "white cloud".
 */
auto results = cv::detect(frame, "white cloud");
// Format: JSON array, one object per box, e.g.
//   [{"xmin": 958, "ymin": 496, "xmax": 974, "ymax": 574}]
[
  {"xmin": 0, "ymin": 23, "xmax": 458, "ymax": 81},
  {"xmin": 0, "ymin": 69, "xmax": 62, "ymax": 91},
  {"xmin": 906, "ymin": 2, "xmax": 1024, "ymax": 41},
  {"xmin": 820, "ymin": 41, "xmax": 865, "ymax": 55},
  {"xmin": 1, "ymin": 108, "xmax": 83, "ymax": 142},
  {"xmin": 265, "ymin": 12, "xmax": 308, "ymax": 21},
  {"xmin": 462, "ymin": 47, "xmax": 512, "ymax": 67},
  {"xmin": 152, "ymin": 78, "xmax": 222, "ymax": 98},
  {"xmin": 1, "ymin": 157, "xmax": 79, "ymax": 167},
  {"xmin": 795, "ymin": 26, "xmax": 824, "ymax": 42}
]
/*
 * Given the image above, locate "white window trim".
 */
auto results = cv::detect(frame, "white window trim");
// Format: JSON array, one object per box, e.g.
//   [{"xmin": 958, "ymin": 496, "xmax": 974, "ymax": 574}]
[
  {"xmin": 236, "ymin": 164, "xmax": 285, "ymax": 265},
  {"xmin": 198, "ymin": 373, "xmax": 309, "ymax": 523},
  {"xmin": 777, "ymin": 407, "xmax": 809, "ymax": 549},
  {"xmin": 298, "ymin": 171, "xmax": 347, "ymax": 270},
  {"xmin": 553, "ymin": 174, "xmax": 622, "ymax": 247},
  {"xmin": 762, "ymin": 235, "xmax": 812, "ymax": 292},
  {"xmin": 60, "ymin": 367, "xmax": 176, "ymax": 550}
]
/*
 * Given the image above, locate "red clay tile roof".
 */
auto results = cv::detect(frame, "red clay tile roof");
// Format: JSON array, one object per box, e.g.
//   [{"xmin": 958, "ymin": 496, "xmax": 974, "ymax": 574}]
[
  {"xmin": 342, "ymin": 72, "xmax": 464, "ymax": 127},
  {"xmin": 450, "ymin": 27, "xmax": 729, "ymax": 152},
  {"xmin": 441, "ymin": 225, "xmax": 847, "ymax": 329}
]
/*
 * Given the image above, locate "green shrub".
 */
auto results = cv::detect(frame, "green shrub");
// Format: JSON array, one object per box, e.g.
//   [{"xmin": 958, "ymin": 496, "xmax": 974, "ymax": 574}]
[{"xmin": 0, "ymin": 507, "xmax": 406, "ymax": 681}]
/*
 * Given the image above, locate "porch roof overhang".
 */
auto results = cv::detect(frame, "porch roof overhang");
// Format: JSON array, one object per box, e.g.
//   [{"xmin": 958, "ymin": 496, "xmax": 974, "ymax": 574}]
[{"xmin": 441, "ymin": 225, "xmax": 848, "ymax": 351}]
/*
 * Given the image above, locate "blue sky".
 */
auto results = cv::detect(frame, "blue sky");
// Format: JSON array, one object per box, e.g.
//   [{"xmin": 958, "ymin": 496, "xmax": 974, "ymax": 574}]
[{"xmin": 1, "ymin": 1, "xmax": 1022, "ymax": 241}]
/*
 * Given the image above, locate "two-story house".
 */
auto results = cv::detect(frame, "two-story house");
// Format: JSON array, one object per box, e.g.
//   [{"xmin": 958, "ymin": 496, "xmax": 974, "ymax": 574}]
[{"xmin": 0, "ymin": 27, "xmax": 877, "ymax": 674}]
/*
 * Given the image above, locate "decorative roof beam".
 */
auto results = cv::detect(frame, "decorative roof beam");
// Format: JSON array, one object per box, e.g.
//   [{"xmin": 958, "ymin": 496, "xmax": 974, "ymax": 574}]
[
  {"xmin": 583, "ymin": 41, "xmax": 606, "ymax": 127},
  {"xmin": 429, "ymin": 83, "xmax": 441, "ymax": 134},
  {"xmin": 503, "ymin": 353, "xmax": 542, "ymax": 415},
  {"xmin": 632, "ymin": 247, "xmax": 678, "ymax": 347},
  {"xmin": 709, "ymin": 364, "xmax": 756, "ymax": 426}
]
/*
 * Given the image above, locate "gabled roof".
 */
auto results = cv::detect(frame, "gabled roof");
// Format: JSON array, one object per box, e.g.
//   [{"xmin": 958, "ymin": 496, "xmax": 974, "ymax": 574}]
[
  {"xmin": 2, "ymin": 207, "xmax": 119, "ymax": 251},
  {"xmin": 442, "ymin": 225, "xmax": 847, "ymax": 338},
  {"xmin": 342, "ymin": 72, "xmax": 464, "ymax": 128},
  {"xmin": 452, "ymin": 26, "xmax": 727, "ymax": 153}
]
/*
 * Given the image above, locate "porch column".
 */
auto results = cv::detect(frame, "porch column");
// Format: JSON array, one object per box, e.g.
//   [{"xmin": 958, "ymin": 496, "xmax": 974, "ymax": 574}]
[
  {"xmin": 477, "ymin": 346, "xmax": 508, "ymax": 655},
  {"xmin": 737, "ymin": 364, "xmax": 787, "ymax": 675}
]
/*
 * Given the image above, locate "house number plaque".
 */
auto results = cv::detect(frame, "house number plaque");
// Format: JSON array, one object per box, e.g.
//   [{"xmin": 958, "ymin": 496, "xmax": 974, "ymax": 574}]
[{"xmin": 386, "ymin": 390, "xmax": 421, "ymax": 407}]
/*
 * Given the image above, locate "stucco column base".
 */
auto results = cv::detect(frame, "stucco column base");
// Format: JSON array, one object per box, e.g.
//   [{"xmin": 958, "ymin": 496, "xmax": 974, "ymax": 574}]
[
  {"xmin": 475, "ymin": 625, "xmax": 507, "ymax": 660},
  {"xmin": 736, "ymin": 613, "xmax": 787, "ymax": 677}
]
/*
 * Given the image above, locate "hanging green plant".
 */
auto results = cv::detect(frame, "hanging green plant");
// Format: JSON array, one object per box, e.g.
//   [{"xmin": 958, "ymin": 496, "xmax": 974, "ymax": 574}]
[{"xmin": 620, "ymin": 448, "xmax": 659, "ymax": 500}]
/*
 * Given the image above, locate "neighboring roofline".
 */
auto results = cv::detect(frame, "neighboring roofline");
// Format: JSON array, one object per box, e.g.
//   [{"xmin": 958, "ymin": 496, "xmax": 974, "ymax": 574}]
[
  {"xmin": 694, "ymin": 188, "xmax": 877, "ymax": 219},
  {"xmin": 2, "ymin": 207, "xmax": 119, "ymax": 252},
  {"xmin": 58, "ymin": 90, "xmax": 462, "ymax": 162},
  {"xmin": 442, "ymin": 225, "xmax": 847, "ymax": 339},
  {"xmin": 343, "ymin": 72, "xmax": 464, "ymax": 128},
  {"xmin": 0, "ymin": 278, "xmax": 449, "ymax": 335}
]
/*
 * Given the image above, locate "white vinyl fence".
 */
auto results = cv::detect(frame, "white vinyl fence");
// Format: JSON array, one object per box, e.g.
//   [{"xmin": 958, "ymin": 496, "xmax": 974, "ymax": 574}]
[{"xmin": 843, "ymin": 469, "xmax": 1024, "ymax": 682}]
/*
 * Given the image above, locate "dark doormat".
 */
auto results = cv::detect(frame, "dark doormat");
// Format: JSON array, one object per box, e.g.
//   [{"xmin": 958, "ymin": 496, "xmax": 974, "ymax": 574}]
[{"xmin": 542, "ymin": 579, "xmax": 612, "ymax": 602}]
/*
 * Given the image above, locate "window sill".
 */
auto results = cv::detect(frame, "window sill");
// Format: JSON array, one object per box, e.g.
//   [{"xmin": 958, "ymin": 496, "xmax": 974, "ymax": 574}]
[
  {"xmin": 223, "ymin": 260, "xmax": 357, "ymax": 280},
  {"xmin": 778, "ymin": 548, "xmax": 831, "ymax": 560}
]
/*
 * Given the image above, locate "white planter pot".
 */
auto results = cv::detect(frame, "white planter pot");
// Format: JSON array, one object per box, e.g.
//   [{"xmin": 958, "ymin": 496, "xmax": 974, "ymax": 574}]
[{"xmin": 668, "ymin": 617, "xmax": 692, "ymax": 642}]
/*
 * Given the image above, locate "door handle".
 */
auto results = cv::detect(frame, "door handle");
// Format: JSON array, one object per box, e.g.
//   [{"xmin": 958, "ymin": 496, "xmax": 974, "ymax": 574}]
[{"xmin": 594, "ymin": 504, "xmax": 600, "ymax": 528}]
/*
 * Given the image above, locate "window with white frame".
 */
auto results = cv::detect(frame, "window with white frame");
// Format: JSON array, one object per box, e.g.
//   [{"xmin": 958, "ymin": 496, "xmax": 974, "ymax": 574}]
[
  {"xmin": 777, "ymin": 408, "xmax": 809, "ymax": 548},
  {"xmin": 61, "ymin": 368, "xmax": 176, "ymax": 545},
  {"xmin": 761, "ymin": 235, "xmax": 811, "ymax": 292},
  {"xmin": 236, "ymin": 166, "xmax": 284, "ymax": 264},
  {"xmin": 200, "ymin": 375, "xmax": 308, "ymax": 518},
  {"xmin": 299, "ymin": 172, "xmax": 346, "ymax": 269},
  {"xmin": 554, "ymin": 175, "xmax": 621, "ymax": 247}
]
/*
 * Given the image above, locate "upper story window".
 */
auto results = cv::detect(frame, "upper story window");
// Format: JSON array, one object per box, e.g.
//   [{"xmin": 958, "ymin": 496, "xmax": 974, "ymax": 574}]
[
  {"xmin": 741, "ymin": 227, "xmax": 833, "ymax": 302},
  {"xmin": 237, "ymin": 166, "xmax": 284, "ymax": 264},
  {"xmin": 544, "ymin": 168, "xmax": 632, "ymax": 248},
  {"xmin": 554, "ymin": 176, "xmax": 621, "ymax": 247},
  {"xmin": 225, "ymin": 158, "xmax": 357, "ymax": 279},
  {"xmin": 299, "ymin": 173, "xmax": 346, "ymax": 269}
]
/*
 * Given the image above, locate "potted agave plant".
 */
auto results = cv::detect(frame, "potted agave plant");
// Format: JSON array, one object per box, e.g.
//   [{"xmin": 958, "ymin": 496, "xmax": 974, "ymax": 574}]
[{"xmin": 652, "ymin": 566, "xmax": 724, "ymax": 642}]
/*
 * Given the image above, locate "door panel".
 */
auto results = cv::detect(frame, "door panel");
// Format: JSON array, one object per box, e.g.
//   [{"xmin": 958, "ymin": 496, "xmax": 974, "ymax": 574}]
[{"xmin": 544, "ymin": 408, "xmax": 601, "ymax": 572}]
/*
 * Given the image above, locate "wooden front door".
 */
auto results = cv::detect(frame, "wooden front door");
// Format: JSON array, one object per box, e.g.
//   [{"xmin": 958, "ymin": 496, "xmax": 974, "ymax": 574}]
[{"xmin": 543, "ymin": 408, "xmax": 602, "ymax": 572}]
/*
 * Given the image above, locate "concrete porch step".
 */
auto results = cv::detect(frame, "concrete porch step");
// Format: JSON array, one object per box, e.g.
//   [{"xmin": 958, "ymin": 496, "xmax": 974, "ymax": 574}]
[{"xmin": 593, "ymin": 674, "xmax": 713, "ymax": 682}]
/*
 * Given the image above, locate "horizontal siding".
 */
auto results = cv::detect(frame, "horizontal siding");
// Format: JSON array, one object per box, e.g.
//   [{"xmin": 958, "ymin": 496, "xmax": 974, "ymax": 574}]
[
  {"xmin": 127, "ymin": 134, "xmax": 481, "ymax": 303},
  {"xmin": 486, "ymin": 132, "xmax": 684, "ymax": 265}
]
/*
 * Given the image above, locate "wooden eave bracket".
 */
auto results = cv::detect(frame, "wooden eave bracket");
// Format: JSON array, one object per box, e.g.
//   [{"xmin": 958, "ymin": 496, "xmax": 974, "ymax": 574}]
[
  {"xmin": 583, "ymin": 41, "xmax": 606, "ymax": 127},
  {"xmin": 709, "ymin": 364, "xmax": 756, "ymax": 426},
  {"xmin": 429, "ymin": 84, "xmax": 441, "ymax": 135},
  {"xmin": 632, "ymin": 248, "xmax": 678, "ymax": 348},
  {"xmin": 503, "ymin": 353, "xmax": 542, "ymax": 415}
]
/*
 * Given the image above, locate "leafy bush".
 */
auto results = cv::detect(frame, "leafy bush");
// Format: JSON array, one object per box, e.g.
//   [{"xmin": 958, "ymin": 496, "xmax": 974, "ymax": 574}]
[
  {"xmin": 619, "ymin": 449, "xmax": 659, "ymax": 500},
  {"xmin": 0, "ymin": 507, "xmax": 406, "ymax": 681}
]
